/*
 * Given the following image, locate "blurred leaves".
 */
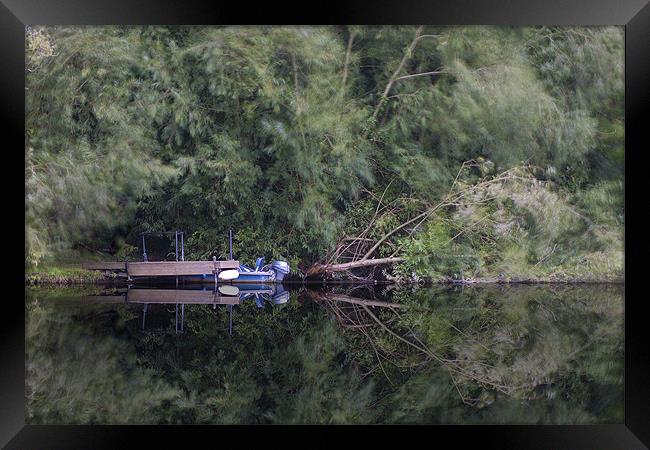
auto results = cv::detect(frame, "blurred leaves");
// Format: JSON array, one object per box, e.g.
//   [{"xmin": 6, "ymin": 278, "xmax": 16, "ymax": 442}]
[{"xmin": 26, "ymin": 26, "xmax": 623, "ymax": 275}]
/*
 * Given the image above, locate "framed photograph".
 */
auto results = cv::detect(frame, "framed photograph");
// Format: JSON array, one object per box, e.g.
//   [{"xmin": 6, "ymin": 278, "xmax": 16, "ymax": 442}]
[{"xmin": 3, "ymin": 0, "xmax": 648, "ymax": 447}]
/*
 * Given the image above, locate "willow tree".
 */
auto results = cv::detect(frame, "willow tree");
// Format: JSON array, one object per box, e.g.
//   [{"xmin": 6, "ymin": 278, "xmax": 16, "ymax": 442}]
[
  {"xmin": 134, "ymin": 26, "xmax": 374, "ymax": 261},
  {"xmin": 25, "ymin": 25, "xmax": 624, "ymax": 272},
  {"xmin": 25, "ymin": 26, "xmax": 176, "ymax": 266}
]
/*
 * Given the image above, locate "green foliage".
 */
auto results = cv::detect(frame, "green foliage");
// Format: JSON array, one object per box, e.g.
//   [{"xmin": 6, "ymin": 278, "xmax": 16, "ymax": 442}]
[
  {"xmin": 25, "ymin": 26, "xmax": 623, "ymax": 277},
  {"xmin": 116, "ymin": 242, "xmax": 139, "ymax": 260},
  {"xmin": 26, "ymin": 27, "xmax": 178, "ymax": 266},
  {"xmin": 575, "ymin": 181, "xmax": 624, "ymax": 227},
  {"xmin": 526, "ymin": 27, "xmax": 624, "ymax": 184},
  {"xmin": 399, "ymin": 220, "xmax": 472, "ymax": 280},
  {"xmin": 26, "ymin": 26, "xmax": 56, "ymax": 72},
  {"xmin": 396, "ymin": 167, "xmax": 623, "ymax": 282},
  {"xmin": 421, "ymin": 61, "xmax": 595, "ymax": 170}
]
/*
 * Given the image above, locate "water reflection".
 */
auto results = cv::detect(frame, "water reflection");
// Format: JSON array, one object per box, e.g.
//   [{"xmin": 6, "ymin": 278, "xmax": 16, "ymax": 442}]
[
  {"xmin": 82, "ymin": 284, "xmax": 290, "ymax": 335},
  {"xmin": 25, "ymin": 283, "xmax": 623, "ymax": 424}
]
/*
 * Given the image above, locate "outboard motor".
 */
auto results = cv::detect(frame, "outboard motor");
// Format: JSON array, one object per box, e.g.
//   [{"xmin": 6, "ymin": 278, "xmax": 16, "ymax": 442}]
[
  {"xmin": 254, "ymin": 257, "xmax": 265, "ymax": 271},
  {"xmin": 270, "ymin": 260, "xmax": 290, "ymax": 281}
]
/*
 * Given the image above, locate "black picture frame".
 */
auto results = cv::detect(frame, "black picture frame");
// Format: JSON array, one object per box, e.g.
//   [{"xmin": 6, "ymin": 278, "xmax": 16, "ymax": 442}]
[{"xmin": 2, "ymin": 0, "xmax": 648, "ymax": 447}]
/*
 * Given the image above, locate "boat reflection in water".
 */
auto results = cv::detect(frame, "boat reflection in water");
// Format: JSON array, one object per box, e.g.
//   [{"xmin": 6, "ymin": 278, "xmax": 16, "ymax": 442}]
[{"xmin": 83, "ymin": 283, "xmax": 290, "ymax": 335}]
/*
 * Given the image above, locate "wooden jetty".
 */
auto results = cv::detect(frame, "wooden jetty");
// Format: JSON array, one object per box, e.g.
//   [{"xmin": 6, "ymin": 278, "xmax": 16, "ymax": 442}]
[
  {"xmin": 82, "ymin": 230, "xmax": 247, "ymax": 281},
  {"xmin": 83, "ymin": 260, "xmax": 240, "ymax": 279}
]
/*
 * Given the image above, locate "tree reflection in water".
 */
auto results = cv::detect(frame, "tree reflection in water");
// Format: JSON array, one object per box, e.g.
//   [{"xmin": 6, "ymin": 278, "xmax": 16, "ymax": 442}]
[{"xmin": 26, "ymin": 283, "xmax": 623, "ymax": 424}]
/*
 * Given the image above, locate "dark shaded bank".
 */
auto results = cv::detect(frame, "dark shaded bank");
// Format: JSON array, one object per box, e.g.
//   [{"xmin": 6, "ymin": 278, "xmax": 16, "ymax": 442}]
[
  {"xmin": 25, "ymin": 268, "xmax": 624, "ymax": 286},
  {"xmin": 24, "ymin": 254, "xmax": 625, "ymax": 286}
]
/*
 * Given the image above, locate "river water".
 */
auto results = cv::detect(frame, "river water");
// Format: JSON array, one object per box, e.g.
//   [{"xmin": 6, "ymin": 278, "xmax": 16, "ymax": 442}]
[{"xmin": 25, "ymin": 283, "xmax": 623, "ymax": 424}]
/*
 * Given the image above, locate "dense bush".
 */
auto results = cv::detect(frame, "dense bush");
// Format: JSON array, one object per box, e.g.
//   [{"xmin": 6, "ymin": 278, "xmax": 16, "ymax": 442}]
[{"xmin": 25, "ymin": 26, "xmax": 624, "ymax": 278}]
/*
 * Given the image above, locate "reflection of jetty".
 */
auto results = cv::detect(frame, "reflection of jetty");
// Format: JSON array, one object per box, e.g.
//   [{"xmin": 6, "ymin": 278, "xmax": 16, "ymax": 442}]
[
  {"xmin": 128, "ymin": 288, "xmax": 239, "ymax": 304},
  {"xmin": 83, "ymin": 284, "xmax": 289, "ymax": 306},
  {"xmin": 86, "ymin": 288, "xmax": 240, "ymax": 305},
  {"xmin": 83, "ymin": 284, "xmax": 290, "ymax": 335}
]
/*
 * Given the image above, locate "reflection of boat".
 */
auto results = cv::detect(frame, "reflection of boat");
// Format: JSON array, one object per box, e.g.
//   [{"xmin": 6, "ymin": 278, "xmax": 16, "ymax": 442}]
[
  {"xmin": 236, "ymin": 282, "xmax": 290, "ymax": 307},
  {"xmin": 218, "ymin": 284, "xmax": 239, "ymax": 296}
]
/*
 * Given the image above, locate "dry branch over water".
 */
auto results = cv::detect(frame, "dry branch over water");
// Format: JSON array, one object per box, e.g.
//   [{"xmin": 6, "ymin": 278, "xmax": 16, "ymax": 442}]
[{"xmin": 308, "ymin": 162, "xmax": 623, "ymax": 284}]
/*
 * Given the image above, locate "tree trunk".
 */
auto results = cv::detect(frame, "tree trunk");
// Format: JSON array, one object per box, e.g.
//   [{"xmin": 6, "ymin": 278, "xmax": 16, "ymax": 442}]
[{"xmin": 307, "ymin": 256, "xmax": 404, "ymax": 275}]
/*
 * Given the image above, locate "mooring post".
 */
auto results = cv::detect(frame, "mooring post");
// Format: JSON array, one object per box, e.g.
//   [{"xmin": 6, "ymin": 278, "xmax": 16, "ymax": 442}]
[
  {"xmin": 213, "ymin": 255, "xmax": 218, "ymax": 290},
  {"xmin": 181, "ymin": 232, "xmax": 185, "ymax": 261},
  {"xmin": 142, "ymin": 234, "xmax": 148, "ymax": 262},
  {"xmin": 175, "ymin": 231, "xmax": 179, "ymax": 261},
  {"xmin": 229, "ymin": 228, "xmax": 233, "ymax": 260},
  {"xmin": 228, "ymin": 305, "xmax": 233, "ymax": 336},
  {"xmin": 142, "ymin": 304, "xmax": 147, "ymax": 330}
]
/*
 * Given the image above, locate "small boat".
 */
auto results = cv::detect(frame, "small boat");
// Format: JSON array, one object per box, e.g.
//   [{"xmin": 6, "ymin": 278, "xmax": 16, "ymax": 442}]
[
  {"xmin": 188, "ymin": 257, "xmax": 289, "ymax": 283},
  {"xmin": 236, "ymin": 257, "xmax": 290, "ymax": 282}
]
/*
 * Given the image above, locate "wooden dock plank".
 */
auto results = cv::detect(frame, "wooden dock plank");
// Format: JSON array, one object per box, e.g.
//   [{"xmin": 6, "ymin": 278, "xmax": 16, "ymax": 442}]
[
  {"xmin": 83, "ymin": 260, "xmax": 240, "ymax": 275},
  {"xmin": 126, "ymin": 260, "xmax": 240, "ymax": 277}
]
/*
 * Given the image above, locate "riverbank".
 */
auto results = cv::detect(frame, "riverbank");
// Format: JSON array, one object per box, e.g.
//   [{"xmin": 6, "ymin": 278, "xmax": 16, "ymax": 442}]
[
  {"xmin": 385, "ymin": 272, "xmax": 624, "ymax": 285},
  {"xmin": 25, "ymin": 267, "xmax": 118, "ymax": 286},
  {"xmin": 25, "ymin": 267, "xmax": 623, "ymax": 286}
]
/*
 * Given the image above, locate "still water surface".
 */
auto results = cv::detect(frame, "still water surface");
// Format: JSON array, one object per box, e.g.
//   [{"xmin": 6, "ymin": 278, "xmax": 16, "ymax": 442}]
[{"xmin": 25, "ymin": 283, "xmax": 623, "ymax": 424}]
